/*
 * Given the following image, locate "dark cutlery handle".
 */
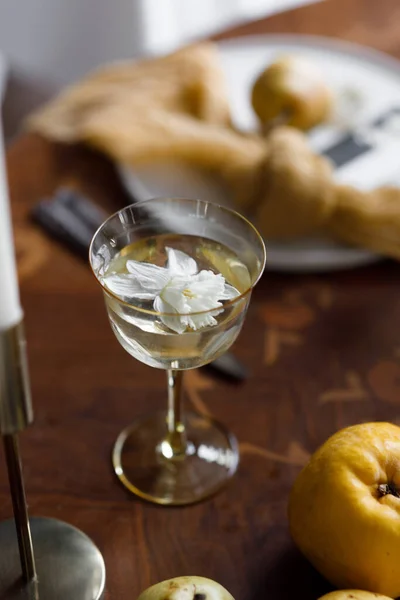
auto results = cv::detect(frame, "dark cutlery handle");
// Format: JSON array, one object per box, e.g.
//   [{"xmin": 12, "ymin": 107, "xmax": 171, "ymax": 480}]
[
  {"xmin": 204, "ymin": 352, "xmax": 249, "ymax": 382},
  {"xmin": 322, "ymin": 105, "xmax": 400, "ymax": 168},
  {"xmin": 57, "ymin": 188, "xmax": 107, "ymax": 232},
  {"xmin": 32, "ymin": 198, "xmax": 94, "ymax": 259}
]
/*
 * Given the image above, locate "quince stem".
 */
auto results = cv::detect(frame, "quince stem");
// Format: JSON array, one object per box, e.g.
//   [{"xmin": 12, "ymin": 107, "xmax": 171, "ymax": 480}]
[{"xmin": 378, "ymin": 483, "xmax": 400, "ymax": 498}]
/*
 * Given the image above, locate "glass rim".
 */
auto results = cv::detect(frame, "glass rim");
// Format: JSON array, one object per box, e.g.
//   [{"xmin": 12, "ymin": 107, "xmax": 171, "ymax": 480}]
[{"xmin": 88, "ymin": 197, "xmax": 266, "ymax": 318}]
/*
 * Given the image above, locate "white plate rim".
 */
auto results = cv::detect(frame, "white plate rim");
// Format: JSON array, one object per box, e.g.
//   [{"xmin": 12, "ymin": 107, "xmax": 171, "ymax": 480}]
[{"xmin": 217, "ymin": 33, "xmax": 400, "ymax": 76}]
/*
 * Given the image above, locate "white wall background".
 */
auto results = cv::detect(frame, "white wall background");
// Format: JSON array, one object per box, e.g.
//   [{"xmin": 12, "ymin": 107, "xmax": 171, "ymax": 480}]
[{"xmin": 0, "ymin": 0, "xmax": 321, "ymax": 136}]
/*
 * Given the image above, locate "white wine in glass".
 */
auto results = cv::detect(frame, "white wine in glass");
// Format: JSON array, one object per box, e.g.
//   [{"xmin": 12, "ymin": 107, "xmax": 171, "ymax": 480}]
[{"xmin": 89, "ymin": 198, "xmax": 265, "ymax": 505}]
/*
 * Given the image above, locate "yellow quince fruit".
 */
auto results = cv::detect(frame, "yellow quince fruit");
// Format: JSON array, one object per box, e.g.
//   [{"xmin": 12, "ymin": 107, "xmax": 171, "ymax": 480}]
[
  {"xmin": 318, "ymin": 592, "xmax": 392, "ymax": 600},
  {"xmin": 137, "ymin": 576, "xmax": 234, "ymax": 600},
  {"xmin": 289, "ymin": 422, "xmax": 400, "ymax": 597},
  {"xmin": 251, "ymin": 55, "xmax": 333, "ymax": 131}
]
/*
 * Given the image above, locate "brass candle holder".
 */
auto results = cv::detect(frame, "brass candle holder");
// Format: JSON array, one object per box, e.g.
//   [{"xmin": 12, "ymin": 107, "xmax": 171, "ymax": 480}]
[{"xmin": 0, "ymin": 320, "xmax": 106, "ymax": 599}]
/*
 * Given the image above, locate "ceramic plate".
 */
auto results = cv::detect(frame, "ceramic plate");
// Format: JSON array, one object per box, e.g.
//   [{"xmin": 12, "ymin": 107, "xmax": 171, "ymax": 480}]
[{"xmin": 119, "ymin": 34, "xmax": 400, "ymax": 272}]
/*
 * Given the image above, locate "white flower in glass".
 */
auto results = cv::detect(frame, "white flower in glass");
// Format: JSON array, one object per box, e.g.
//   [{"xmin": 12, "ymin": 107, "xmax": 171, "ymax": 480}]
[{"xmin": 104, "ymin": 247, "xmax": 239, "ymax": 334}]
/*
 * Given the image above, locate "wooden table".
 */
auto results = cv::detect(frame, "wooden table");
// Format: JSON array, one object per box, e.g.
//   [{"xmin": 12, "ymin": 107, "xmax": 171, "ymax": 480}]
[{"xmin": 4, "ymin": 0, "xmax": 400, "ymax": 598}]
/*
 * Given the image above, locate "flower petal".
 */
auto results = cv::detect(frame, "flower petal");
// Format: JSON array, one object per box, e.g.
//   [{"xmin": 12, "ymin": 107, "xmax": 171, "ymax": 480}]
[
  {"xmin": 166, "ymin": 247, "xmax": 197, "ymax": 276},
  {"xmin": 103, "ymin": 273, "xmax": 157, "ymax": 300},
  {"xmin": 125, "ymin": 260, "xmax": 170, "ymax": 295},
  {"xmin": 220, "ymin": 283, "xmax": 240, "ymax": 300},
  {"xmin": 182, "ymin": 271, "xmax": 230, "ymax": 312},
  {"xmin": 159, "ymin": 279, "xmax": 190, "ymax": 313},
  {"xmin": 187, "ymin": 313, "xmax": 219, "ymax": 330},
  {"xmin": 189, "ymin": 271, "xmax": 225, "ymax": 294},
  {"xmin": 154, "ymin": 295, "xmax": 188, "ymax": 334}
]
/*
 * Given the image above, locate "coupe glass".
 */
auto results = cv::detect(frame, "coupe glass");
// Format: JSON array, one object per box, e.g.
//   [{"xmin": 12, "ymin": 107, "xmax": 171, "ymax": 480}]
[{"xmin": 89, "ymin": 198, "xmax": 265, "ymax": 505}]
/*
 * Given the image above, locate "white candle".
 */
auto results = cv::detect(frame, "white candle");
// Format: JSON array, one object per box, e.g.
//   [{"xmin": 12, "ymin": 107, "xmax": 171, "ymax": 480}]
[{"xmin": 0, "ymin": 119, "xmax": 22, "ymax": 330}]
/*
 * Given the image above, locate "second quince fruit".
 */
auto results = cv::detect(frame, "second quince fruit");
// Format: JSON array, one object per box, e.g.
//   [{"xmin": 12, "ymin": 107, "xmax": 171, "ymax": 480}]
[
  {"xmin": 137, "ymin": 576, "xmax": 234, "ymax": 600},
  {"xmin": 319, "ymin": 592, "xmax": 392, "ymax": 600},
  {"xmin": 251, "ymin": 55, "xmax": 332, "ymax": 130},
  {"xmin": 289, "ymin": 422, "xmax": 400, "ymax": 597}
]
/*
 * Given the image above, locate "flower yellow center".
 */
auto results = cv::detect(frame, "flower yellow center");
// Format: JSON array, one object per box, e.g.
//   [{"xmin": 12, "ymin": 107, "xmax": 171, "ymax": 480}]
[{"xmin": 182, "ymin": 288, "xmax": 196, "ymax": 299}]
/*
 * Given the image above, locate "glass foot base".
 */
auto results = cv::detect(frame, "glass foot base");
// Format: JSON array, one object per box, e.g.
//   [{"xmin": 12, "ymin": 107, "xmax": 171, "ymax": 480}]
[{"xmin": 112, "ymin": 411, "xmax": 239, "ymax": 506}]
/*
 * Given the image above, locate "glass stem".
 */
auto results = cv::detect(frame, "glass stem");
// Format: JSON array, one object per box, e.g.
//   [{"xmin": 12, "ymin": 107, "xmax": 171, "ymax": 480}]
[{"xmin": 166, "ymin": 369, "xmax": 187, "ymax": 458}]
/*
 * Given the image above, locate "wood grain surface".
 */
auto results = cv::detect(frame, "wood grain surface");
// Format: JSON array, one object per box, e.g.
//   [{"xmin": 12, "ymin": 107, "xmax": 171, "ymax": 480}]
[{"xmin": 3, "ymin": 1, "xmax": 400, "ymax": 598}]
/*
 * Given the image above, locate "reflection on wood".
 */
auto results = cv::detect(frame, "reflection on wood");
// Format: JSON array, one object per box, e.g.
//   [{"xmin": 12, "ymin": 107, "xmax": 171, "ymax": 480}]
[
  {"xmin": 260, "ymin": 301, "xmax": 315, "ymax": 330},
  {"xmin": 368, "ymin": 360, "xmax": 400, "ymax": 405},
  {"xmin": 240, "ymin": 441, "xmax": 310, "ymax": 467},
  {"xmin": 264, "ymin": 329, "xmax": 303, "ymax": 365},
  {"xmin": 284, "ymin": 284, "xmax": 333, "ymax": 310},
  {"xmin": 319, "ymin": 371, "xmax": 369, "ymax": 404}
]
